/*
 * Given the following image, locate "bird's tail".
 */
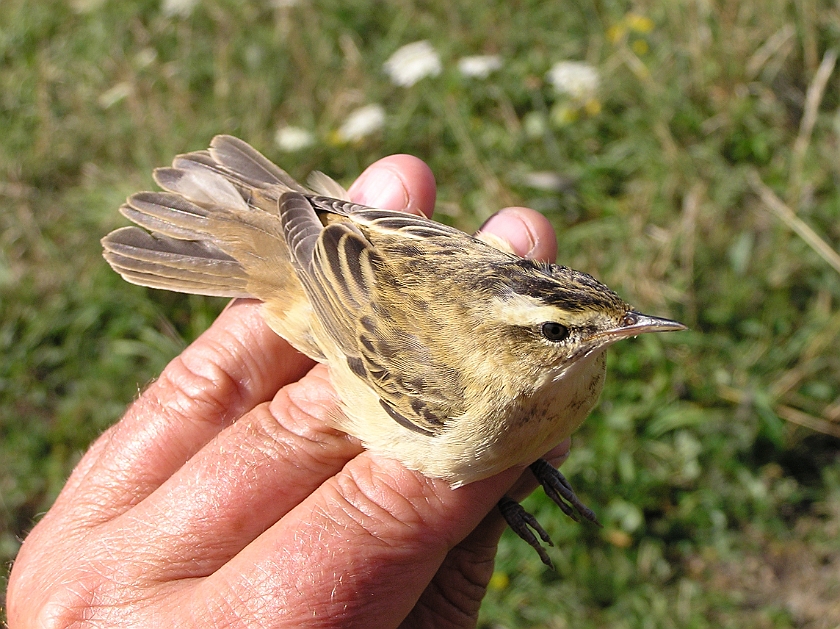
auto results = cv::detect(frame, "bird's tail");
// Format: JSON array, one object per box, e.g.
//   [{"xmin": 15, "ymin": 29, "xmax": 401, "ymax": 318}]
[{"xmin": 102, "ymin": 135, "xmax": 345, "ymax": 299}]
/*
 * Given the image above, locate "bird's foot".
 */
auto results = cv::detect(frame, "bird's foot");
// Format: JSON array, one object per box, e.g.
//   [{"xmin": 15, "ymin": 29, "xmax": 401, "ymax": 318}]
[{"xmin": 498, "ymin": 458, "xmax": 601, "ymax": 568}]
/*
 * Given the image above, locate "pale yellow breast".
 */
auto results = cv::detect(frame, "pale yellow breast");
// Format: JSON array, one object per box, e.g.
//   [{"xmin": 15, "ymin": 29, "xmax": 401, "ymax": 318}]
[{"xmin": 325, "ymin": 343, "xmax": 609, "ymax": 488}]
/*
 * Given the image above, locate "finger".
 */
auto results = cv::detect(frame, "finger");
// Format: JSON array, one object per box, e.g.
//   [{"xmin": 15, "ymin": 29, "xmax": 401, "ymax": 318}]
[
  {"xmin": 348, "ymin": 154, "xmax": 437, "ymax": 217},
  {"xmin": 183, "ymin": 454, "xmax": 524, "ymax": 628},
  {"xmin": 500, "ymin": 437, "xmax": 572, "ymax": 503},
  {"xmin": 400, "ymin": 439, "xmax": 574, "ymax": 628},
  {"xmin": 477, "ymin": 206, "xmax": 558, "ymax": 263},
  {"xmin": 54, "ymin": 300, "xmax": 315, "ymax": 521},
  {"xmin": 401, "ymin": 506, "xmax": 508, "ymax": 628},
  {"xmin": 98, "ymin": 365, "xmax": 365, "ymax": 581}
]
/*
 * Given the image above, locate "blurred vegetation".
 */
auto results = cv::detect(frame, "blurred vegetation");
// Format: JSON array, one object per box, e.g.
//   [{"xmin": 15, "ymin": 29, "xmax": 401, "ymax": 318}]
[{"xmin": 2, "ymin": 0, "xmax": 839, "ymax": 626}]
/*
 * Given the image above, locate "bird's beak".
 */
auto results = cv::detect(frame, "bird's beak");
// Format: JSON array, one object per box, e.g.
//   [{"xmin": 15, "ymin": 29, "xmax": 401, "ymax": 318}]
[{"xmin": 597, "ymin": 311, "xmax": 687, "ymax": 343}]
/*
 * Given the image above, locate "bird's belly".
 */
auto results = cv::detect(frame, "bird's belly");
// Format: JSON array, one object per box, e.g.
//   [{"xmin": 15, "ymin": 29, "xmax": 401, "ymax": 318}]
[{"xmin": 330, "ymin": 349, "xmax": 608, "ymax": 488}]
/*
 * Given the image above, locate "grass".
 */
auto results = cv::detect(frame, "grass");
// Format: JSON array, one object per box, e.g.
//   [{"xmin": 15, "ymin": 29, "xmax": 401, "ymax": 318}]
[{"xmin": 2, "ymin": 0, "xmax": 840, "ymax": 626}]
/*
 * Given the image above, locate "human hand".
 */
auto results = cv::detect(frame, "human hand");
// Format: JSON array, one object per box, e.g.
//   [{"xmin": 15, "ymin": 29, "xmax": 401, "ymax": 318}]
[{"xmin": 7, "ymin": 155, "xmax": 566, "ymax": 628}]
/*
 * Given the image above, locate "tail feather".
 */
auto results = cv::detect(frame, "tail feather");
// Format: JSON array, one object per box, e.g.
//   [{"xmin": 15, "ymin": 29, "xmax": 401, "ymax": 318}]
[
  {"xmin": 153, "ymin": 165, "xmax": 250, "ymax": 212},
  {"xmin": 120, "ymin": 192, "xmax": 215, "ymax": 241},
  {"xmin": 306, "ymin": 170, "xmax": 350, "ymax": 200},
  {"xmin": 102, "ymin": 227, "xmax": 252, "ymax": 298},
  {"xmin": 109, "ymin": 268, "xmax": 249, "ymax": 298},
  {"xmin": 108, "ymin": 166, "xmax": 296, "ymax": 302},
  {"xmin": 102, "ymin": 135, "xmax": 340, "ymax": 360},
  {"xmin": 103, "ymin": 136, "xmax": 325, "ymax": 307},
  {"xmin": 209, "ymin": 135, "xmax": 309, "ymax": 192}
]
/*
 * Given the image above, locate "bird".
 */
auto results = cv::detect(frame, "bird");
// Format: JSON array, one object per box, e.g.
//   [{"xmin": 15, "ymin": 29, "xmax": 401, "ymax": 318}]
[{"xmin": 102, "ymin": 135, "xmax": 685, "ymax": 567}]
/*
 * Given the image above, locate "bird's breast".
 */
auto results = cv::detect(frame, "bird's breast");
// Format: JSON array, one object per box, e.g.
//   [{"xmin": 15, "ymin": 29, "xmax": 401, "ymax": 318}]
[
  {"xmin": 523, "ymin": 350, "xmax": 608, "ymax": 447},
  {"xmin": 431, "ymin": 348, "xmax": 609, "ymax": 486}
]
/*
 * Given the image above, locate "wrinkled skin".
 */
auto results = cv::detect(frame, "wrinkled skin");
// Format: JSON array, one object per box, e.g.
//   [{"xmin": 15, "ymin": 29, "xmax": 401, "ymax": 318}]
[{"xmin": 7, "ymin": 155, "xmax": 568, "ymax": 629}]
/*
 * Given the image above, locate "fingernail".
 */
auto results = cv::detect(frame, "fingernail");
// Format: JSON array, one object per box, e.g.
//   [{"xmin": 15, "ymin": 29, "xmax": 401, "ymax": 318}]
[
  {"xmin": 543, "ymin": 439, "xmax": 572, "ymax": 468},
  {"xmin": 544, "ymin": 451, "xmax": 570, "ymax": 469},
  {"xmin": 351, "ymin": 166, "xmax": 410, "ymax": 210},
  {"xmin": 221, "ymin": 297, "xmax": 260, "ymax": 314},
  {"xmin": 480, "ymin": 209, "xmax": 537, "ymax": 257}
]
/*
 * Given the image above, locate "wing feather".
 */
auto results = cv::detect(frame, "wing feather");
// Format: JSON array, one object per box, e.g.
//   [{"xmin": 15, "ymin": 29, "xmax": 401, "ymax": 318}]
[
  {"xmin": 279, "ymin": 192, "xmax": 463, "ymax": 436},
  {"xmin": 280, "ymin": 192, "xmax": 322, "ymax": 269},
  {"xmin": 349, "ymin": 207, "xmax": 466, "ymax": 239},
  {"xmin": 315, "ymin": 224, "xmax": 373, "ymax": 309}
]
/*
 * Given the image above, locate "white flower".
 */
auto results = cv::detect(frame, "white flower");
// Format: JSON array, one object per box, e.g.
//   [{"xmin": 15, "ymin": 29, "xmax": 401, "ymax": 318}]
[
  {"xmin": 384, "ymin": 41, "xmax": 442, "ymax": 87},
  {"xmin": 521, "ymin": 171, "xmax": 569, "ymax": 192},
  {"xmin": 134, "ymin": 48, "xmax": 158, "ymax": 70},
  {"xmin": 71, "ymin": 0, "xmax": 107, "ymax": 13},
  {"xmin": 546, "ymin": 61, "xmax": 600, "ymax": 102},
  {"xmin": 162, "ymin": 0, "xmax": 199, "ymax": 18},
  {"xmin": 98, "ymin": 82, "xmax": 133, "ymax": 109},
  {"xmin": 457, "ymin": 55, "xmax": 502, "ymax": 79},
  {"xmin": 336, "ymin": 104, "xmax": 386, "ymax": 143},
  {"xmin": 275, "ymin": 126, "xmax": 315, "ymax": 152},
  {"xmin": 522, "ymin": 111, "xmax": 548, "ymax": 138}
]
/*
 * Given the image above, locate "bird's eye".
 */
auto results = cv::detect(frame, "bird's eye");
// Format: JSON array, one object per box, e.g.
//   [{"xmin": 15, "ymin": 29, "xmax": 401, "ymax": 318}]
[
  {"xmin": 622, "ymin": 312, "xmax": 639, "ymax": 327},
  {"xmin": 540, "ymin": 321, "xmax": 569, "ymax": 342}
]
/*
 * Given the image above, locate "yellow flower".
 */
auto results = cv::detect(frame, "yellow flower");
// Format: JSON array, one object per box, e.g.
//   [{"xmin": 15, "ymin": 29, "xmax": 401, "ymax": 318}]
[
  {"xmin": 606, "ymin": 23, "xmax": 626, "ymax": 43},
  {"xmin": 550, "ymin": 103, "xmax": 579, "ymax": 126},
  {"xmin": 605, "ymin": 528, "xmax": 633, "ymax": 548},
  {"xmin": 584, "ymin": 98, "xmax": 602, "ymax": 116},
  {"xmin": 488, "ymin": 571, "xmax": 510, "ymax": 591},
  {"xmin": 608, "ymin": 13, "xmax": 654, "ymax": 46},
  {"xmin": 626, "ymin": 13, "xmax": 654, "ymax": 33}
]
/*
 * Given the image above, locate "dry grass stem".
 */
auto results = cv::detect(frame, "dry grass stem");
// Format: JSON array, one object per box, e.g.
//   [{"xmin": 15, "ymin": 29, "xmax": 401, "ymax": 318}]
[
  {"xmin": 442, "ymin": 96, "xmax": 510, "ymax": 218},
  {"xmin": 746, "ymin": 23, "xmax": 795, "ymax": 80},
  {"xmin": 789, "ymin": 48, "xmax": 838, "ymax": 206},
  {"xmin": 748, "ymin": 170, "xmax": 840, "ymax": 277},
  {"xmin": 775, "ymin": 405, "xmax": 840, "ymax": 439},
  {"xmin": 720, "ymin": 385, "xmax": 840, "ymax": 440}
]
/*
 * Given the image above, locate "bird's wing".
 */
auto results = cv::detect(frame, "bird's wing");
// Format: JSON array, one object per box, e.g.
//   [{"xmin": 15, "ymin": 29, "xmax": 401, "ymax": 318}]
[{"xmin": 280, "ymin": 192, "xmax": 465, "ymax": 436}]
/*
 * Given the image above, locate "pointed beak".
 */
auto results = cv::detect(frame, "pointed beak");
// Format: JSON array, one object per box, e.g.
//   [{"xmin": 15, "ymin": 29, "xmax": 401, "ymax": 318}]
[{"xmin": 597, "ymin": 311, "xmax": 687, "ymax": 343}]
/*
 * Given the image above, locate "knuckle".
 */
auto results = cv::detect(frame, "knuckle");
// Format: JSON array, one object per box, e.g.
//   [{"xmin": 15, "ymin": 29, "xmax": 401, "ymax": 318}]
[
  {"xmin": 403, "ymin": 545, "xmax": 495, "ymax": 629},
  {"xmin": 153, "ymin": 344, "xmax": 248, "ymax": 427},
  {"xmin": 9, "ymin": 557, "xmax": 115, "ymax": 629},
  {"xmin": 332, "ymin": 461, "xmax": 442, "ymax": 552}
]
